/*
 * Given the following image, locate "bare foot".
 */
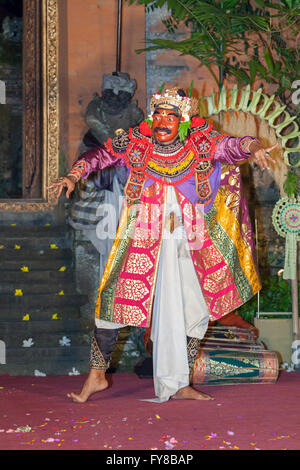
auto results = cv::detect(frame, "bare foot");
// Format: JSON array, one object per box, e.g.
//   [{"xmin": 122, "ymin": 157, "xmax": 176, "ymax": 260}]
[
  {"xmin": 171, "ymin": 385, "xmax": 214, "ymax": 401},
  {"xmin": 67, "ymin": 369, "xmax": 108, "ymax": 403}
]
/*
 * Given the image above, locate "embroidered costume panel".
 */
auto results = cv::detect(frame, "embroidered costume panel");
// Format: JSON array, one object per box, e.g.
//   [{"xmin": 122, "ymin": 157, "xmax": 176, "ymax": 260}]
[{"xmin": 70, "ymin": 118, "xmax": 260, "ymax": 327}]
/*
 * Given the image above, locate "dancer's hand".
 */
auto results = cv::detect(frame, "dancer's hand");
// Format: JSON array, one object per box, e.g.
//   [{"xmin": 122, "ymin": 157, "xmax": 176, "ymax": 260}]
[
  {"xmin": 250, "ymin": 141, "xmax": 278, "ymax": 171},
  {"xmin": 46, "ymin": 176, "xmax": 76, "ymax": 199}
]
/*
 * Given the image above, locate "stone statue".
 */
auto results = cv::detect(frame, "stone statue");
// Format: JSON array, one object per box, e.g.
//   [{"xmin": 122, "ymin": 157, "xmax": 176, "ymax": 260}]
[
  {"xmin": 79, "ymin": 72, "xmax": 144, "ymax": 154},
  {"xmin": 75, "ymin": 72, "xmax": 144, "ymax": 194},
  {"xmin": 69, "ymin": 73, "xmax": 144, "ymax": 277}
]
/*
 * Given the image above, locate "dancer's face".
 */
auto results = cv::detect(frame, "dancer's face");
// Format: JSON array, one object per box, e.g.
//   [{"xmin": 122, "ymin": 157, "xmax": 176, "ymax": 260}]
[{"xmin": 152, "ymin": 108, "xmax": 180, "ymax": 144}]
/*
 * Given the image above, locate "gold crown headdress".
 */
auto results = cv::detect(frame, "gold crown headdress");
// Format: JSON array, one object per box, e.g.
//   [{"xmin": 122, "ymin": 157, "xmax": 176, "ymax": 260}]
[
  {"xmin": 143, "ymin": 84, "xmax": 199, "ymax": 140},
  {"xmin": 150, "ymin": 85, "xmax": 198, "ymax": 122}
]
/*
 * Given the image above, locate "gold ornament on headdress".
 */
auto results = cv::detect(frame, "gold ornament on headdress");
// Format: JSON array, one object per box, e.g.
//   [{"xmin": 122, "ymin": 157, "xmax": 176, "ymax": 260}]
[{"xmin": 150, "ymin": 87, "xmax": 198, "ymax": 120}]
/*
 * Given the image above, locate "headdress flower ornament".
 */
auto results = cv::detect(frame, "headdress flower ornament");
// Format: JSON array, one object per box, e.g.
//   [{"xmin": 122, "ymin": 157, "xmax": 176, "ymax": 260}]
[{"xmin": 139, "ymin": 83, "xmax": 199, "ymax": 141}]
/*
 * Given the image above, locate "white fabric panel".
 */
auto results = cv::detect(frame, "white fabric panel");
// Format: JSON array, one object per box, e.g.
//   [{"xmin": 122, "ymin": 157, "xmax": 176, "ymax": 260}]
[{"xmin": 145, "ymin": 186, "xmax": 209, "ymax": 402}]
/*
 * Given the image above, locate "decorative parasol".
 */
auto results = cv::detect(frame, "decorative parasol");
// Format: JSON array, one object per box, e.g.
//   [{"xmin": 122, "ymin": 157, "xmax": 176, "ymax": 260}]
[{"xmin": 272, "ymin": 196, "xmax": 300, "ymax": 369}]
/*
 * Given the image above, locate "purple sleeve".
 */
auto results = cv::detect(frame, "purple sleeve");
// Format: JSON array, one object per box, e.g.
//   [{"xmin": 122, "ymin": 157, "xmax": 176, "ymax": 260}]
[
  {"xmin": 74, "ymin": 145, "xmax": 126, "ymax": 179},
  {"xmin": 214, "ymin": 136, "xmax": 259, "ymax": 165}
]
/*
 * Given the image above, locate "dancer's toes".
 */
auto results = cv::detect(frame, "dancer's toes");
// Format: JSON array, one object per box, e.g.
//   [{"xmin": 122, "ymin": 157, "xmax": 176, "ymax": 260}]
[
  {"xmin": 172, "ymin": 385, "xmax": 214, "ymax": 401},
  {"xmin": 67, "ymin": 392, "xmax": 88, "ymax": 403},
  {"xmin": 67, "ymin": 372, "xmax": 109, "ymax": 403}
]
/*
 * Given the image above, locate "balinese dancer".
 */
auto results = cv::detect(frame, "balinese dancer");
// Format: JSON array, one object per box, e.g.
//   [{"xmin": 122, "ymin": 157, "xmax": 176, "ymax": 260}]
[{"xmin": 48, "ymin": 86, "xmax": 277, "ymax": 403}]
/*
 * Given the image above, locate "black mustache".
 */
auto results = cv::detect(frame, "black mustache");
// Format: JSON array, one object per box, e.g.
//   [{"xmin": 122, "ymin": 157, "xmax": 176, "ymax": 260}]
[{"xmin": 153, "ymin": 127, "xmax": 172, "ymax": 134}]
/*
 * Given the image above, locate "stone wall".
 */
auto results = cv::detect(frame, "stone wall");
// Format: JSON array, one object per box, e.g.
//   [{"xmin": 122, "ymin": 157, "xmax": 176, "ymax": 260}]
[
  {"xmin": 145, "ymin": 5, "xmax": 219, "ymax": 111},
  {"xmin": 59, "ymin": 0, "xmax": 146, "ymax": 167}
]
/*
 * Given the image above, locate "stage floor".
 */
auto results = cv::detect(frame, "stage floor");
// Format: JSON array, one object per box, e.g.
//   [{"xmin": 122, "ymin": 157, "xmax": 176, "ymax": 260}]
[{"xmin": 0, "ymin": 371, "xmax": 300, "ymax": 451}]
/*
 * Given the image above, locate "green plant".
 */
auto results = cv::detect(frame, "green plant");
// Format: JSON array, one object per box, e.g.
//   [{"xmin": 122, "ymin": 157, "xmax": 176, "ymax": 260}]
[
  {"xmin": 283, "ymin": 170, "xmax": 299, "ymax": 197},
  {"xmin": 237, "ymin": 275, "xmax": 299, "ymax": 322},
  {"xmin": 129, "ymin": 0, "xmax": 272, "ymax": 91},
  {"xmin": 127, "ymin": 1, "xmax": 300, "ymax": 108},
  {"xmin": 246, "ymin": 1, "xmax": 300, "ymax": 118}
]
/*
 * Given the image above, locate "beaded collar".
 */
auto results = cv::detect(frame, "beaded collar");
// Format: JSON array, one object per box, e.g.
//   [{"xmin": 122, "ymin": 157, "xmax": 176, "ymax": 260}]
[
  {"xmin": 152, "ymin": 137, "xmax": 185, "ymax": 157},
  {"xmin": 146, "ymin": 140, "xmax": 197, "ymax": 184}
]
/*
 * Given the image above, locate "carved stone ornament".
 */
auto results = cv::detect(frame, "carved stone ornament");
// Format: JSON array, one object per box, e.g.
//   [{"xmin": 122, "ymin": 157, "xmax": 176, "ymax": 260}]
[{"xmin": 0, "ymin": 0, "xmax": 59, "ymax": 212}]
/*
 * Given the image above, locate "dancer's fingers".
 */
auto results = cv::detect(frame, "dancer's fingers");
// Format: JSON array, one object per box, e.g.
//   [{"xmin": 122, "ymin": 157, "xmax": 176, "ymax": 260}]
[
  {"xmin": 263, "ymin": 142, "xmax": 278, "ymax": 163},
  {"xmin": 266, "ymin": 142, "xmax": 279, "ymax": 153},
  {"xmin": 47, "ymin": 185, "xmax": 60, "ymax": 195},
  {"xmin": 65, "ymin": 187, "xmax": 72, "ymax": 198},
  {"xmin": 57, "ymin": 185, "xmax": 64, "ymax": 199}
]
